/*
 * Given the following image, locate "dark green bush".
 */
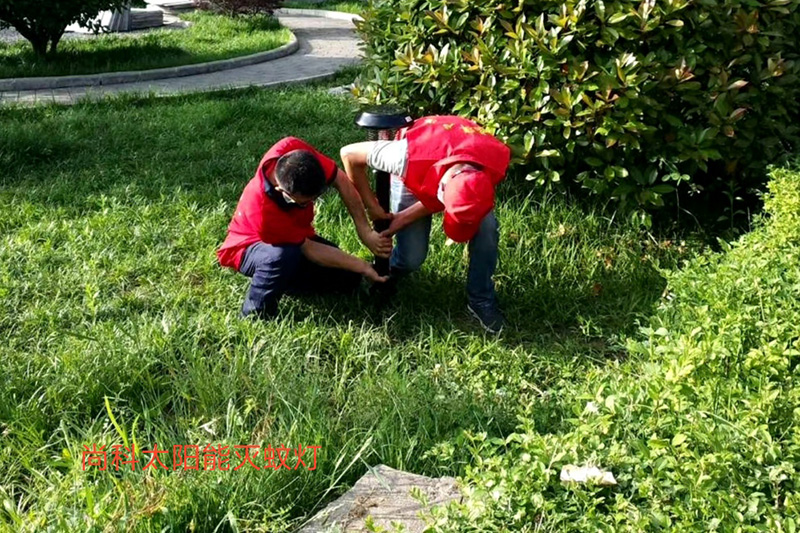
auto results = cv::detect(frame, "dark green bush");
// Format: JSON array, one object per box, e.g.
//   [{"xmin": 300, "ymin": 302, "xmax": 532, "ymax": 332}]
[
  {"xmin": 356, "ymin": 0, "xmax": 800, "ymax": 218},
  {"xmin": 424, "ymin": 164, "xmax": 800, "ymax": 530}
]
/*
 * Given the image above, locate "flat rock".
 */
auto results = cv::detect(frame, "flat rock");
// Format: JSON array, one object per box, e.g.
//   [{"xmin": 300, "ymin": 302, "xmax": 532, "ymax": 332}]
[
  {"xmin": 130, "ymin": 7, "xmax": 165, "ymax": 30},
  {"xmin": 300, "ymin": 465, "xmax": 462, "ymax": 533},
  {"xmin": 145, "ymin": 0, "xmax": 197, "ymax": 12}
]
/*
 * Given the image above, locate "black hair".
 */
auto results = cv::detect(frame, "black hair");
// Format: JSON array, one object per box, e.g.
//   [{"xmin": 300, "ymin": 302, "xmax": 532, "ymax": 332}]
[{"xmin": 274, "ymin": 150, "xmax": 327, "ymax": 197}]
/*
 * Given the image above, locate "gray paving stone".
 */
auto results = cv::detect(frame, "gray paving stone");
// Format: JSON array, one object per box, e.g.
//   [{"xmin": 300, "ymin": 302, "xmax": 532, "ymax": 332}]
[{"xmin": 52, "ymin": 90, "xmax": 73, "ymax": 104}]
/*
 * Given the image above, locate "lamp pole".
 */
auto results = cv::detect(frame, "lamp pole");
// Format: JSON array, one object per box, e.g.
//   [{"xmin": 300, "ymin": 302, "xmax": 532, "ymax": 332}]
[{"xmin": 354, "ymin": 106, "xmax": 413, "ymax": 276}]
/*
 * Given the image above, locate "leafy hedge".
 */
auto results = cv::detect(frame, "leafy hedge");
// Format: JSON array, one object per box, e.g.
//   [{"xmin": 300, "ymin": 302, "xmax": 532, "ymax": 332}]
[
  {"xmin": 356, "ymin": 0, "xmax": 800, "ymax": 216},
  {"xmin": 423, "ymin": 164, "xmax": 800, "ymax": 530}
]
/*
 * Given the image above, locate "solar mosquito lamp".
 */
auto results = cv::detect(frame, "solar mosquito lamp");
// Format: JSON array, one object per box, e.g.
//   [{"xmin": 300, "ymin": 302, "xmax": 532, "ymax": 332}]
[{"xmin": 354, "ymin": 106, "xmax": 413, "ymax": 276}]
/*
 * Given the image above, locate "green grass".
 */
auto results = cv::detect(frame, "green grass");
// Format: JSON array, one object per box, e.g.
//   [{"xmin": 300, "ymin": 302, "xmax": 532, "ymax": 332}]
[
  {"xmin": 0, "ymin": 12, "xmax": 292, "ymax": 79},
  {"xmin": 282, "ymin": 1, "xmax": 366, "ymax": 14},
  {"xmin": 0, "ymin": 85, "xmax": 687, "ymax": 531}
]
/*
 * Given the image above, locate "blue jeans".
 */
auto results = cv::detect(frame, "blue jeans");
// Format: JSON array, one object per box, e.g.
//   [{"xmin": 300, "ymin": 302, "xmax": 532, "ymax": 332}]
[
  {"xmin": 389, "ymin": 175, "xmax": 499, "ymax": 309},
  {"xmin": 238, "ymin": 237, "xmax": 362, "ymax": 319}
]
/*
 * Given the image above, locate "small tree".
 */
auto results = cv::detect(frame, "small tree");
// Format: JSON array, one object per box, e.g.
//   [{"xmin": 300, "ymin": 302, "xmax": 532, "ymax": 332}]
[
  {"xmin": 196, "ymin": 0, "xmax": 282, "ymax": 17},
  {"xmin": 0, "ymin": 0, "xmax": 127, "ymax": 58}
]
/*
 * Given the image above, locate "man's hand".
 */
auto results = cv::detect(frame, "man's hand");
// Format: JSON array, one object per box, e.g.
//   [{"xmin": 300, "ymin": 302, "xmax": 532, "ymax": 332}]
[
  {"xmin": 378, "ymin": 201, "xmax": 434, "ymax": 239},
  {"xmin": 361, "ymin": 262, "xmax": 389, "ymax": 283},
  {"xmin": 379, "ymin": 212, "xmax": 407, "ymax": 238},
  {"xmin": 367, "ymin": 203, "xmax": 393, "ymax": 222},
  {"xmin": 361, "ymin": 229, "xmax": 393, "ymax": 258}
]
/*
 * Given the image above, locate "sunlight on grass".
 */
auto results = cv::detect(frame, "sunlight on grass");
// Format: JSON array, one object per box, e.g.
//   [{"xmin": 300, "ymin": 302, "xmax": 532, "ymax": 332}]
[
  {"xmin": 0, "ymin": 86, "xmax": 686, "ymax": 531},
  {"xmin": 0, "ymin": 12, "xmax": 292, "ymax": 78}
]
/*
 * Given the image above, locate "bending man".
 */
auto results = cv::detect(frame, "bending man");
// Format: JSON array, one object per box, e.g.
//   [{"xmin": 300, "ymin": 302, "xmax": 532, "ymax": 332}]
[{"xmin": 340, "ymin": 116, "xmax": 510, "ymax": 333}]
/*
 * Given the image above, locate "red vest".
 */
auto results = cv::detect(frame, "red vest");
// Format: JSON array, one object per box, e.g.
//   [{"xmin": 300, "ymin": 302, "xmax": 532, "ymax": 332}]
[
  {"xmin": 397, "ymin": 116, "xmax": 511, "ymax": 211},
  {"xmin": 217, "ymin": 138, "xmax": 338, "ymax": 271}
]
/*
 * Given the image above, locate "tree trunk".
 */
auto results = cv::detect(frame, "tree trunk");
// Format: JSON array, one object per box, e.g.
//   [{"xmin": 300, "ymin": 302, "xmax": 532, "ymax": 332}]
[
  {"xmin": 9, "ymin": 21, "xmax": 50, "ymax": 58},
  {"xmin": 29, "ymin": 34, "xmax": 49, "ymax": 58},
  {"xmin": 48, "ymin": 31, "xmax": 64, "ymax": 57}
]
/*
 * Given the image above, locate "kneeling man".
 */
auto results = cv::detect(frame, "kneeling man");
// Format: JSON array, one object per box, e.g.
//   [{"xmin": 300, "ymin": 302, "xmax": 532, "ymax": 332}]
[{"xmin": 218, "ymin": 137, "xmax": 391, "ymax": 319}]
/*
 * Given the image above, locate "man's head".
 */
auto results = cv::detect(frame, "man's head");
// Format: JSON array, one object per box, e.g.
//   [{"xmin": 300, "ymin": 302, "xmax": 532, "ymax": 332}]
[
  {"xmin": 274, "ymin": 150, "xmax": 327, "ymax": 205},
  {"xmin": 442, "ymin": 169, "xmax": 495, "ymax": 243}
]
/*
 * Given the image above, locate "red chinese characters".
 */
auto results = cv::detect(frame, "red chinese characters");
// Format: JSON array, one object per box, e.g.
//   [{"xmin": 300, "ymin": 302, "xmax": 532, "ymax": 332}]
[{"xmin": 81, "ymin": 443, "xmax": 321, "ymax": 472}]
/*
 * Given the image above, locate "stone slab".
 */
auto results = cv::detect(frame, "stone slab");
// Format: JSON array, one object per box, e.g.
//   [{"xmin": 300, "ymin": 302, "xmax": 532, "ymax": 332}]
[
  {"xmin": 145, "ymin": 0, "xmax": 197, "ymax": 14},
  {"xmin": 299, "ymin": 465, "xmax": 462, "ymax": 533}
]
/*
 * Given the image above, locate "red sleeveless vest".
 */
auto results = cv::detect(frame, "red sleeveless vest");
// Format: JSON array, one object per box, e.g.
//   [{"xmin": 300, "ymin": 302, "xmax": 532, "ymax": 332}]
[
  {"xmin": 217, "ymin": 137, "xmax": 337, "ymax": 270},
  {"xmin": 397, "ymin": 116, "xmax": 511, "ymax": 211}
]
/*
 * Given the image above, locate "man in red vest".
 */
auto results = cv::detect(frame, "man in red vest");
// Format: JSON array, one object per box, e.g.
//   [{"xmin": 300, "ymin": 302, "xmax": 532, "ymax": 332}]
[
  {"xmin": 340, "ymin": 115, "xmax": 511, "ymax": 333},
  {"xmin": 218, "ymin": 137, "xmax": 392, "ymax": 319}
]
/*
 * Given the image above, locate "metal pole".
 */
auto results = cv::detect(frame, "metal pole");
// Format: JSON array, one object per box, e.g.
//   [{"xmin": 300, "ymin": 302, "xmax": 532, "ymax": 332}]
[{"xmin": 354, "ymin": 106, "xmax": 413, "ymax": 276}]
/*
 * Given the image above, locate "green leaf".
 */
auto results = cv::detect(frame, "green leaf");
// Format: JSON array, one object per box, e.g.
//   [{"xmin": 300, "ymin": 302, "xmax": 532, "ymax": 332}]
[{"xmin": 608, "ymin": 13, "xmax": 629, "ymax": 24}]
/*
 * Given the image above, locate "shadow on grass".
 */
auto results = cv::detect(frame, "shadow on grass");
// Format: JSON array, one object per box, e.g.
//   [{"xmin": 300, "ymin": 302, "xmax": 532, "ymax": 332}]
[
  {"xmin": 1, "ymin": 86, "xmax": 670, "ymax": 353},
  {"xmin": 272, "ymin": 254, "xmax": 664, "ymax": 357},
  {"xmin": 0, "ymin": 43, "xmax": 194, "ymax": 78},
  {"xmin": 0, "ymin": 13, "xmax": 286, "ymax": 78}
]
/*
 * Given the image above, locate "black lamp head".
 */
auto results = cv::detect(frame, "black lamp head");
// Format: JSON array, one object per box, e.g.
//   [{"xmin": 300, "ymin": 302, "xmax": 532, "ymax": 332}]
[{"xmin": 355, "ymin": 106, "xmax": 413, "ymax": 130}]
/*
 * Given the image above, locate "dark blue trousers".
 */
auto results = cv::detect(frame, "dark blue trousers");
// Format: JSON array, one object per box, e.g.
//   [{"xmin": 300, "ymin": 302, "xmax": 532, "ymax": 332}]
[{"xmin": 238, "ymin": 236, "xmax": 362, "ymax": 319}]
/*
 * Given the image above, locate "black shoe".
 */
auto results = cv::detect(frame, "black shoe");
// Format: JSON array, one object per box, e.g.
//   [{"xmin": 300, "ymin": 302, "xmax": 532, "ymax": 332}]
[{"xmin": 467, "ymin": 303, "xmax": 505, "ymax": 334}]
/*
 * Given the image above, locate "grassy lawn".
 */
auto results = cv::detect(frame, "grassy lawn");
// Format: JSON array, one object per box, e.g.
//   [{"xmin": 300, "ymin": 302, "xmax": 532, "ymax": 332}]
[
  {"xmin": 0, "ymin": 85, "xmax": 687, "ymax": 530},
  {"xmin": 282, "ymin": 1, "xmax": 366, "ymax": 14},
  {"xmin": 0, "ymin": 12, "xmax": 292, "ymax": 79}
]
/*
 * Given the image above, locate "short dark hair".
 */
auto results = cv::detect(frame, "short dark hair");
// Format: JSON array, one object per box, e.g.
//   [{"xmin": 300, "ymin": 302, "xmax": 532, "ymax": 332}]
[{"xmin": 275, "ymin": 150, "xmax": 327, "ymax": 197}]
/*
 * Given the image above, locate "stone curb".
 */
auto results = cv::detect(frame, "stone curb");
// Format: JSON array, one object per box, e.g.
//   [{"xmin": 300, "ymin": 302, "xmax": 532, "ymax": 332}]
[
  {"xmin": 113, "ymin": 65, "xmax": 350, "ymax": 100},
  {"xmin": 10, "ymin": 64, "xmax": 356, "ymax": 109},
  {"xmin": 0, "ymin": 67, "xmax": 356, "ymax": 107},
  {"xmin": 0, "ymin": 29, "xmax": 300, "ymax": 92}
]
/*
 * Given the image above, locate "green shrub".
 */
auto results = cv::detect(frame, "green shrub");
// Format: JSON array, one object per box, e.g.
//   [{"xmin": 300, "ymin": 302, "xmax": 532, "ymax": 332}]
[
  {"xmin": 356, "ymin": 0, "xmax": 800, "ymax": 217},
  {"xmin": 425, "ymin": 164, "xmax": 800, "ymax": 530}
]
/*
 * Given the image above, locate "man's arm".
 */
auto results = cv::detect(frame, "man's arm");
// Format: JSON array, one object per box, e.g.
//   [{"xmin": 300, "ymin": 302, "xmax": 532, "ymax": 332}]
[
  {"xmin": 380, "ymin": 201, "xmax": 434, "ymax": 237},
  {"xmin": 340, "ymin": 142, "xmax": 392, "ymax": 222},
  {"xmin": 378, "ymin": 162, "xmax": 474, "ymax": 237},
  {"xmin": 300, "ymin": 238, "xmax": 388, "ymax": 283},
  {"xmin": 332, "ymin": 169, "xmax": 392, "ymax": 259}
]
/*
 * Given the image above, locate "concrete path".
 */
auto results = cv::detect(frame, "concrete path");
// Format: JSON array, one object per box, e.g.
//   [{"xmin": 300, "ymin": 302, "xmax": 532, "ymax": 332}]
[{"xmin": 0, "ymin": 11, "xmax": 361, "ymax": 106}]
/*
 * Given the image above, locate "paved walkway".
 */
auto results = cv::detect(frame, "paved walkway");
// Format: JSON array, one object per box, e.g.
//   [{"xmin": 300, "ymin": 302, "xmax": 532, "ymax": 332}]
[{"xmin": 0, "ymin": 12, "xmax": 361, "ymax": 106}]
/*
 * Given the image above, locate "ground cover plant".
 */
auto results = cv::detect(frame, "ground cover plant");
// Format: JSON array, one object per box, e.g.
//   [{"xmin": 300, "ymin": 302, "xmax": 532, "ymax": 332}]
[
  {"xmin": 0, "ymin": 84, "xmax": 686, "ymax": 531},
  {"xmin": 0, "ymin": 11, "xmax": 291, "ymax": 78},
  {"xmin": 424, "ymin": 164, "xmax": 800, "ymax": 531},
  {"xmin": 356, "ymin": 0, "xmax": 800, "ymax": 223}
]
